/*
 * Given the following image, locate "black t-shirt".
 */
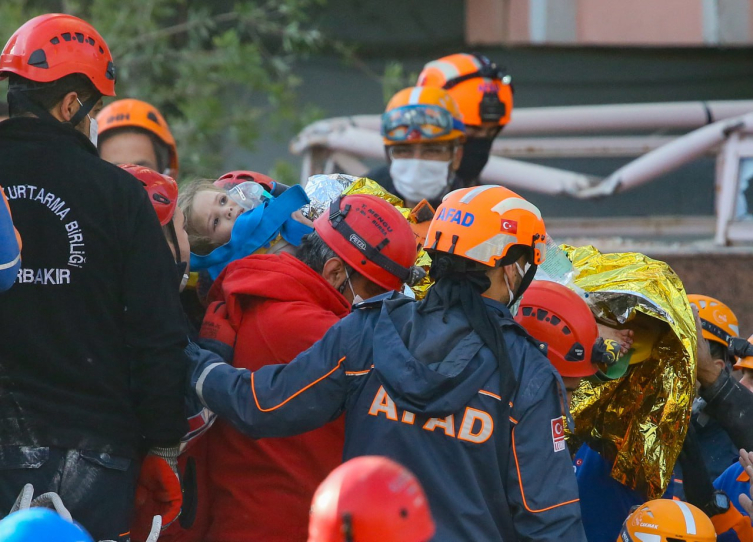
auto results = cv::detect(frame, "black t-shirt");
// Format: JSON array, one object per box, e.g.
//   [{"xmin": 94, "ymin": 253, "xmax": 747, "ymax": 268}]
[{"xmin": 0, "ymin": 117, "xmax": 188, "ymax": 457}]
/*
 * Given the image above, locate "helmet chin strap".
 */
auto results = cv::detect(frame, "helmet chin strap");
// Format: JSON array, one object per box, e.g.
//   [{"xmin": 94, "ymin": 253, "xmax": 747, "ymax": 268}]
[{"xmin": 507, "ymin": 262, "xmax": 537, "ymax": 308}]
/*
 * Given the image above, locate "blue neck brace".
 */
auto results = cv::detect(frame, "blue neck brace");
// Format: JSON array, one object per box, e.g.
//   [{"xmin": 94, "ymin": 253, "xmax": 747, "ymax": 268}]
[{"xmin": 190, "ymin": 184, "xmax": 312, "ymax": 280}]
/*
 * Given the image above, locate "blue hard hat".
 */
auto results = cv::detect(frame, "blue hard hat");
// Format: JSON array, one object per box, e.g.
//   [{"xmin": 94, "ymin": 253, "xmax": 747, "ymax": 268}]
[{"xmin": 0, "ymin": 508, "xmax": 94, "ymax": 542}]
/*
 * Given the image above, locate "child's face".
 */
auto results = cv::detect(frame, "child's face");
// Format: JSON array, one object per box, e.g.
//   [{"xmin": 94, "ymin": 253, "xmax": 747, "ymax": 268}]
[{"xmin": 189, "ymin": 190, "xmax": 243, "ymax": 247}]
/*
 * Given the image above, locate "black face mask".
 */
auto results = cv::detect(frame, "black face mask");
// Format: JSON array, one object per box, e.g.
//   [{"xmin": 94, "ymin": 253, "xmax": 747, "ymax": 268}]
[{"xmin": 456, "ymin": 137, "xmax": 495, "ymax": 183}]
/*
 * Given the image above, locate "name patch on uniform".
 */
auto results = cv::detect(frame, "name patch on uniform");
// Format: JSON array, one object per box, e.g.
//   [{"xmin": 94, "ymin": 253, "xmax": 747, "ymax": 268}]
[{"xmin": 551, "ymin": 418, "xmax": 566, "ymax": 452}]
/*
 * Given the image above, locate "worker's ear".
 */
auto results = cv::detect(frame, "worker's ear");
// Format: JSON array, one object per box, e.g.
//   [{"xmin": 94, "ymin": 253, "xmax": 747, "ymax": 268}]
[{"xmin": 321, "ymin": 257, "xmax": 347, "ymax": 291}]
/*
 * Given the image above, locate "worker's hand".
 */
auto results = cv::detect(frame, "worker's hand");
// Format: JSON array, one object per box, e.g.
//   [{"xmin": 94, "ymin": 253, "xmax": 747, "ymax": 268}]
[
  {"xmin": 738, "ymin": 449, "xmax": 753, "ymax": 516},
  {"xmin": 198, "ymin": 301, "xmax": 235, "ymax": 362},
  {"xmin": 694, "ymin": 306, "xmax": 720, "ymax": 388},
  {"xmin": 132, "ymin": 447, "xmax": 181, "ymax": 541}
]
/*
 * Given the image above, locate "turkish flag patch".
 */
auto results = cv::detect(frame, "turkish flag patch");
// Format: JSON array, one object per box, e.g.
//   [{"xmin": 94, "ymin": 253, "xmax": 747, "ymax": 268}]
[
  {"xmin": 551, "ymin": 418, "xmax": 566, "ymax": 452},
  {"xmin": 501, "ymin": 219, "xmax": 518, "ymax": 234}
]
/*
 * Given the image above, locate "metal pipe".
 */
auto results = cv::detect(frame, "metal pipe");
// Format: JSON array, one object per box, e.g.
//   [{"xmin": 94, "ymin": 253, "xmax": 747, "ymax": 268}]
[
  {"xmin": 578, "ymin": 112, "xmax": 753, "ymax": 198},
  {"xmin": 295, "ymin": 101, "xmax": 753, "ymax": 143},
  {"xmin": 480, "ymin": 156, "xmax": 599, "ymax": 196},
  {"xmin": 490, "ymin": 136, "xmax": 677, "ymax": 158}
]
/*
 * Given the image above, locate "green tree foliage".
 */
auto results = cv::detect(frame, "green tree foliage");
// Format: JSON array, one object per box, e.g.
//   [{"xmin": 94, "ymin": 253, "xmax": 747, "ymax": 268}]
[{"xmin": 0, "ymin": 0, "xmax": 329, "ymax": 179}]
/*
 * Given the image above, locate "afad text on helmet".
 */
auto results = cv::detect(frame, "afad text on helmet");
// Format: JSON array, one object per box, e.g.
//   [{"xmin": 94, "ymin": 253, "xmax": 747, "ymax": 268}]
[{"xmin": 436, "ymin": 207, "xmax": 475, "ymax": 227}]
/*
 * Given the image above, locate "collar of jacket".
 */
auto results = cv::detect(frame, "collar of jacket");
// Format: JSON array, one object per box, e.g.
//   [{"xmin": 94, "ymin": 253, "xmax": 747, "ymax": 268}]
[
  {"xmin": 0, "ymin": 116, "xmax": 98, "ymax": 156},
  {"xmin": 482, "ymin": 295, "xmax": 513, "ymax": 319}
]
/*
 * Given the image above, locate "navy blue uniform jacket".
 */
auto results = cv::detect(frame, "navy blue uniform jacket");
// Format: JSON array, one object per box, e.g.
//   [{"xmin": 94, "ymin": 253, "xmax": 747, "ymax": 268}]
[{"xmin": 191, "ymin": 293, "xmax": 586, "ymax": 541}]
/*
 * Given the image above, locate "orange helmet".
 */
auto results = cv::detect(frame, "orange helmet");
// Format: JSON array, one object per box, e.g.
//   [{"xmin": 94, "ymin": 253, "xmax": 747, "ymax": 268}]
[
  {"xmin": 0, "ymin": 14, "xmax": 115, "ymax": 96},
  {"xmin": 617, "ymin": 499, "xmax": 716, "ymax": 542},
  {"xmin": 382, "ymin": 87, "xmax": 465, "ymax": 146},
  {"xmin": 308, "ymin": 456, "xmax": 435, "ymax": 542},
  {"xmin": 425, "ymin": 185, "xmax": 546, "ymax": 268},
  {"xmin": 687, "ymin": 294, "xmax": 739, "ymax": 349},
  {"xmin": 97, "ymin": 99, "xmax": 178, "ymax": 177},
  {"xmin": 417, "ymin": 53, "xmax": 512, "ymax": 128}
]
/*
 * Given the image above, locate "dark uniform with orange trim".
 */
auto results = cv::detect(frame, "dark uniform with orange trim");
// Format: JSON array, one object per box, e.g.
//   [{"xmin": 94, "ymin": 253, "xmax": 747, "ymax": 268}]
[{"xmin": 191, "ymin": 292, "xmax": 586, "ymax": 541}]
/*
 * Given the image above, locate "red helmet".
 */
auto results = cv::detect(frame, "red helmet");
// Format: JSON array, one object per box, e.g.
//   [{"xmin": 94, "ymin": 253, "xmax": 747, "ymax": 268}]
[
  {"xmin": 0, "ymin": 14, "xmax": 116, "ymax": 96},
  {"xmin": 515, "ymin": 281, "xmax": 604, "ymax": 378},
  {"xmin": 315, "ymin": 195, "xmax": 420, "ymax": 291},
  {"xmin": 214, "ymin": 170, "xmax": 278, "ymax": 193},
  {"xmin": 120, "ymin": 164, "xmax": 178, "ymax": 226},
  {"xmin": 308, "ymin": 456, "xmax": 435, "ymax": 542}
]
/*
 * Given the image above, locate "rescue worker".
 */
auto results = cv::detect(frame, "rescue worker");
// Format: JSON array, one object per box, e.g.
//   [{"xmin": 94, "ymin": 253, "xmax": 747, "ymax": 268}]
[
  {"xmin": 678, "ymin": 427, "xmax": 753, "ymax": 541},
  {"xmin": 617, "ymin": 499, "xmax": 716, "ymax": 542},
  {"xmin": 677, "ymin": 295, "xmax": 742, "ymax": 492},
  {"xmin": 696, "ymin": 313, "xmax": 753, "ymax": 454},
  {"xmin": 308, "ymin": 456, "xmax": 435, "ymax": 542},
  {"xmin": 0, "ymin": 186, "xmax": 21, "ymax": 291},
  {"xmin": 711, "ymin": 338, "xmax": 753, "ymax": 523},
  {"xmin": 190, "ymin": 185, "xmax": 587, "ymax": 541},
  {"xmin": 0, "ymin": 14, "xmax": 188, "ymax": 540},
  {"xmin": 366, "ymin": 86, "xmax": 466, "ymax": 209},
  {"xmin": 197, "ymin": 194, "xmax": 421, "ymax": 542},
  {"xmin": 417, "ymin": 53, "xmax": 513, "ymax": 185},
  {"xmin": 97, "ymin": 98, "xmax": 179, "ymax": 178},
  {"xmin": 120, "ymin": 164, "xmax": 222, "ymax": 542}
]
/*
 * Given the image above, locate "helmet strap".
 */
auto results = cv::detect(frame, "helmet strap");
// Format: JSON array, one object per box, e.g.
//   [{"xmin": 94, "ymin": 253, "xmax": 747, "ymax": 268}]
[
  {"xmin": 69, "ymin": 93, "xmax": 100, "ymax": 128},
  {"xmin": 342, "ymin": 513, "xmax": 354, "ymax": 542},
  {"xmin": 508, "ymin": 262, "xmax": 537, "ymax": 308}
]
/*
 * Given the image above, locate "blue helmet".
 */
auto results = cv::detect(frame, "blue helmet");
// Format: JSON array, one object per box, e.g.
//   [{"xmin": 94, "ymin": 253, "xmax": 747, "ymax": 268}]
[{"xmin": 0, "ymin": 508, "xmax": 93, "ymax": 542}]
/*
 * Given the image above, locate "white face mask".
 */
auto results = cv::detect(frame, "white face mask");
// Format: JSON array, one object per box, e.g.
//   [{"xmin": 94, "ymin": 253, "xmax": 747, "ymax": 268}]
[
  {"xmin": 390, "ymin": 158, "xmax": 451, "ymax": 202},
  {"xmin": 88, "ymin": 116, "xmax": 98, "ymax": 148},
  {"xmin": 340, "ymin": 267, "xmax": 364, "ymax": 306},
  {"xmin": 505, "ymin": 261, "xmax": 532, "ymax": 313},
  {"xmin": 77, "ymin": 98, "xmax": 98, "ymax": 147}
]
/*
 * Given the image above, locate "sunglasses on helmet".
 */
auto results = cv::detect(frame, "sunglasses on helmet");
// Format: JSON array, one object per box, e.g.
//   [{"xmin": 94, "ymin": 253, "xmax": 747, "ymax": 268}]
[{"xmin": 382, "ymin": 104, "xmax": 465, "ymax": 143}]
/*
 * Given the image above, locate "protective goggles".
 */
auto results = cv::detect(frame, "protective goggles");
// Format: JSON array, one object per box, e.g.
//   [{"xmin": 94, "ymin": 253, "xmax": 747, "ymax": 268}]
[{"xmin": 382, "ymin": 104, "xmax": 465, "ymax": 142}]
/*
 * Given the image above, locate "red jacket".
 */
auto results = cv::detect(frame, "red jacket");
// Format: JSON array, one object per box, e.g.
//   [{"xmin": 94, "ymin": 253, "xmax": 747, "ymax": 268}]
[{"xmin": 204, "ymin": 253, "xmax": 350, "ymax": 542}]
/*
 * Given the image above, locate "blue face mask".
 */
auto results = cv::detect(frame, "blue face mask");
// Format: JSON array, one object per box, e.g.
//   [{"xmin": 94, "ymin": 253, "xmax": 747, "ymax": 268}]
[{"xmin": 190, "ymin": 184, "xmax": 312, "ymax": 280}]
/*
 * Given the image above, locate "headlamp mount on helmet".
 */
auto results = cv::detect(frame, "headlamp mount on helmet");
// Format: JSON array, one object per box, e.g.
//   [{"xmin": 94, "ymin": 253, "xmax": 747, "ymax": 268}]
[
  {"xmin": 441, "ymin": 53, "xmax": 511, "ymax": 90},
  {"xmin": 327, "ymin": 198, "xmax": 425, "ymax": 287},
  {"xmin": 439, "ymin": 53, "xmax": 512, "ymax": 126}
]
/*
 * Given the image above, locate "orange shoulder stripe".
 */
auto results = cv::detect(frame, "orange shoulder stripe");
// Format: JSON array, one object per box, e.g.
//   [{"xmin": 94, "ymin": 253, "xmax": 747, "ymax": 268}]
[{"xmin": 251, "ymin": 356, "xmax": 346, "ymax": 412}]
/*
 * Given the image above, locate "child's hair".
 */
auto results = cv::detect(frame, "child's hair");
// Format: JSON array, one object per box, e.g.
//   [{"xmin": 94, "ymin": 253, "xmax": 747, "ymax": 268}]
[{"xmin": 178, "ymin": 179, "xmax": 226, "ymax": 255}]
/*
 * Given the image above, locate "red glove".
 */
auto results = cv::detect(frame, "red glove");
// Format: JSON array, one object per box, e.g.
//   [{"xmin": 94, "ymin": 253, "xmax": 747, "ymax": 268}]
[
  {"xmin": 131, "ymin": 449, "xmax": 182, "ymax": 542},
  {"xmin": 199, "ymin": 301, "xmax": 236, "ymax": 349}
]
